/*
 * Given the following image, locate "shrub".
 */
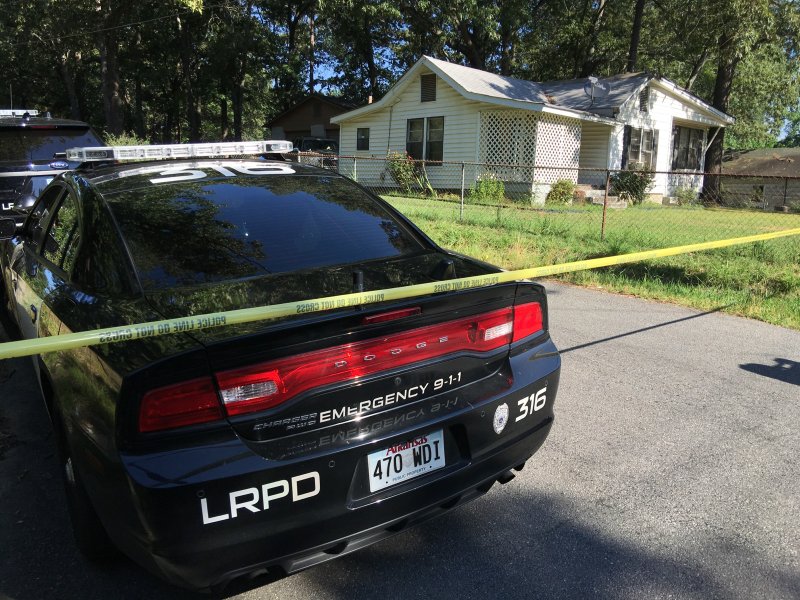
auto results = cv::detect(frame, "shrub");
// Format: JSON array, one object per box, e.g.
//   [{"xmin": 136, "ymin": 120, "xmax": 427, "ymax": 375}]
[
  {"xmin": 673, "ymin": 185, "xmax": 699, "ymax": 206},
  {"xmin": 470, "ymin": 174, "xmax": 505, "ymax": 204},
  {"xmin": 104, "ymin": 132, "xmax": 149, "ymax": 146},
  {"xmin": 610, "ymin": 163, "xmax": 654, "ymax": 205},
  {"xmin": 546, "ymin": 179, "xmax": 576, "ymax": 205},
  {"xmin": 386, "ymin": 151, "xmax": 436, "ymax": 197}
]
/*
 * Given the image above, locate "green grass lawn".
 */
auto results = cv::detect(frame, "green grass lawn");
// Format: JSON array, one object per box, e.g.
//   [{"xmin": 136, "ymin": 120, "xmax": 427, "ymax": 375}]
[{"xmin": 385, "ymin": 196, "xmax": 800, "ymax": 330}]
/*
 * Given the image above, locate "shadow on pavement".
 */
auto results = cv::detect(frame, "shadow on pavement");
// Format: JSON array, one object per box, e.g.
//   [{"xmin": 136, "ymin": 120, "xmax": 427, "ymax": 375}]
[
  {"xmin": 558, "ymin": 304, "xmax": 730, "ymax": 355},
  {"xmin": 740, "ymin": 357, "xmax": 800, "ymax": 386}
]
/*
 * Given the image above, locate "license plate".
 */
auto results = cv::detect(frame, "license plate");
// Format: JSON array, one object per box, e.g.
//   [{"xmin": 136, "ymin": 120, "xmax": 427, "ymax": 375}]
[{"xmin": 367, "ymin": 430, "xmax": 446, "ymax": 493}]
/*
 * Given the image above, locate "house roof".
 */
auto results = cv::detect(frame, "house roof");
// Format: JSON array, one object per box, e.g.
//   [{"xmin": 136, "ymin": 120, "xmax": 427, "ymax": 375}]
[
  {"xmin": 722, "ymin": 148, "xmax": 800, "ymax": 177},
  {"xmin": 332, "ymin": 56, "xmax": 734, "ymax": 127},
  {"xmin": 266, "ymin": 93, "xmax": 356, "ymax": 128},
  {"xmin": 541, "ymin": 72, "xmax": 651, "ymax": 117},
  {"xmin": 425, "ymin": 57, "xmax": 552, "ymax": 104}
]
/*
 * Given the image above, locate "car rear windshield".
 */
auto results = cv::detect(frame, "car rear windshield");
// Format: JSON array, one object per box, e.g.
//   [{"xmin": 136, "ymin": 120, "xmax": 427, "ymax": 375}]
[
  {"xmin": 0, "ymin": 127, "xmax": 102, "ymax": 161},
  {"xmin": 105, "ymin": 174, "xmax": 427, "ymax": 289}
]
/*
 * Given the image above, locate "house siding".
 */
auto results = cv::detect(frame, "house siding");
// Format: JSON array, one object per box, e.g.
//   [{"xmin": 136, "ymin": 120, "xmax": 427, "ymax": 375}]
[
  {"xmin": 613, "ymin": 85, "xmax": 715, "ymax": 198},
  {"xmin": 338, "ymin": 67, "xmax": 485, "ymax": 188},
  {"xmin": 719, "ymin": 177, "xmax": 800, "ymax": 210},
  {"xmin": 579, "ymin": 122, "xmax": 610, "ymax": 170}
]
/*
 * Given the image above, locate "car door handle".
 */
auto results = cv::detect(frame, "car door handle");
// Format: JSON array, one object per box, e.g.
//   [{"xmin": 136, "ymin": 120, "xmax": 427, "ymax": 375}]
[{"xmin": 29, "ymin": 304, "xmax": 37, "ymax": 323}]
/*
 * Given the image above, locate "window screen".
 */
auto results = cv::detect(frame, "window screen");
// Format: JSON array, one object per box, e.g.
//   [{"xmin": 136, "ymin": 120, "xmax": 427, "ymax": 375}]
[
  {"xmin": 671, "ymin": 126, "xmax": 704, "ymax": 170},
  {"xmin": 357, "ymin": 128, "xmax": 370, "ymax": 151},
  {"xmin": 426, "ymin": 117, "xmax": 444, "ymax": 164},
  {"xmin": 406, "ymin": 119, "xmax": 424, "ymax": 160}
]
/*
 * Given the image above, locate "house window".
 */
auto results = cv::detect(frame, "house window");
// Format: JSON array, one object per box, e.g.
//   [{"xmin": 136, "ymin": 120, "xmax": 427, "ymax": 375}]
[
  {"xmin": 421, "ymin": 74, "xmax": 437, "ymax": 102},
  {"xmin": 623, "ymin": 125, "xmax": 658, "ymax": 169},
  {"xmin": 406, "ymin": 119, "xmax": 424, "ymax": 160},
  {"xmin": 671, "ymin": 125, "xmax": 704, "ymax": 170},
  {"xmin": 426, "ymin": 117, "xmax": 443, "ymax": 163},
  {"xmin": 356, "ymin": 128, "xmax": 370, "ymax": 151},
  {"xmin": 406, "ymin": 117, "xmax": 444, "ymax": 164}
]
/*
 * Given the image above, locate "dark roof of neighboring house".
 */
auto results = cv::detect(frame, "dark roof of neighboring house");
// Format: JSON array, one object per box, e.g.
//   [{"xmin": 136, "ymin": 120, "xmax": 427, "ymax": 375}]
[
  {"xmin": 722, "ymin": 148, "xmax": 800, "ymax": 177},
  {"xmin": 266, "ymin": 93, "xmax": 358, "ymax": 127},
  {"xmin": 541, "ymin": 72, "xmax": 651, "ymax": 117}
]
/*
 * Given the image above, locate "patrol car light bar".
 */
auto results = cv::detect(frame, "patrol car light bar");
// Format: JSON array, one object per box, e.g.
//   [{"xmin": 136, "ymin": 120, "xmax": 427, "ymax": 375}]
[
  {"xmin": 0, "ymin": 109, "xmax": 39, "ymax": 116},
  {"xmin": 65, "ymin": 140, "xmax": 294, "ymax": 162}
]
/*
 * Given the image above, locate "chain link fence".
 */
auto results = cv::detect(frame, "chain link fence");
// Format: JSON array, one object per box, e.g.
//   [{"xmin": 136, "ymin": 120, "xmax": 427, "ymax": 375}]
[{"xmin": 295, "ymin": 153, "xmax": 800, "ymax": 249}]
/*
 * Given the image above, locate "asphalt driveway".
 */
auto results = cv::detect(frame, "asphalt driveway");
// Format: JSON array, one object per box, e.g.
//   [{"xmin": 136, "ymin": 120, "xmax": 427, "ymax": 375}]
[{"xmin": 0, "ymin": 282, "xmax": 797, "ymax": 599}]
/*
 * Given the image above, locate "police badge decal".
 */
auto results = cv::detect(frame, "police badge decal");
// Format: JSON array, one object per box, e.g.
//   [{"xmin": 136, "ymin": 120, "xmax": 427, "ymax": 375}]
[{"xmin": 493, "ymin": 403, "xmax": 509, "ymax": 434}]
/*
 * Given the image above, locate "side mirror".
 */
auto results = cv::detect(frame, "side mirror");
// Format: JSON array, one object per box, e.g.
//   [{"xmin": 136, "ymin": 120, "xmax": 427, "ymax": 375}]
[
  {"xmin": 0, "ymin": 218, "xmax": 17, "ymax": 239},
  {"xmin": 14, "ymin": 194, "xmax": 37, "ymax": 213}
]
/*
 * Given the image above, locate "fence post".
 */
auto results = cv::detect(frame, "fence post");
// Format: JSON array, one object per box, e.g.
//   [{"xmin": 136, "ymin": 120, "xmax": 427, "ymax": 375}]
[
  {"xmin": 353, "ymin": 157, "xmax": 357, "ymax": 181},
  {"xmin": 601, "ymin": 170, "xmax": 610, "ymax": 241},
  {"xmin": 460, "ymin": 162, "xmax": 465, "ymax": 221}
]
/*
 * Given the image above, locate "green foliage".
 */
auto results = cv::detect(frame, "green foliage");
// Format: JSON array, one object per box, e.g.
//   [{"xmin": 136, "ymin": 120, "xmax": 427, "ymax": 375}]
[
  {"xmin": 470, "ymin": 175, "xmax": 505, "ymax": 204},
  {"xmin": 104, "ymin": 133, "xmax": 149, "ymax": 146},
  {"xmin": 386, "ymin": 151, "xmax": 418, "ymax": 194},
  {"xmin": 610, "ymin": 164, "xmax": 655, "ymax": 205},
  {"xmin": 384, "ymin": 195, "xmax": 800, "ymax": 330},
  {"xmin": 0, "ymin": 0, "xmax": 797, "ymax": 155},
  {"xmin": 673, "ymin": 186, "xmax": 700, "ymax": 206},
  {"xmin": 386, "ymin": 151, "xmax": 436, "ymax": 197},
  {"xmin": 546, "ymin": 179, "xmax": 576, "ymax": 205}
]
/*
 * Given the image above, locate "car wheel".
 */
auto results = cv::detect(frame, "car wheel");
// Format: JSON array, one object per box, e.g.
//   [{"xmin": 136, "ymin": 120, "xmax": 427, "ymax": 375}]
[{"xmin": 57, "ymin": 421, "xmax": 118, "ymax": 561}]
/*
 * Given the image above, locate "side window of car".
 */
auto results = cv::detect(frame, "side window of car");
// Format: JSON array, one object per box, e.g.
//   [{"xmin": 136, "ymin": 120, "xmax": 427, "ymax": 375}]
[
  {"xmin": 26, "ymin": 185, "xmax": 66, "ymax": 248},
  {"xmin": 42, "ymin": 193, "xmax": 81, "ymax": 274}
]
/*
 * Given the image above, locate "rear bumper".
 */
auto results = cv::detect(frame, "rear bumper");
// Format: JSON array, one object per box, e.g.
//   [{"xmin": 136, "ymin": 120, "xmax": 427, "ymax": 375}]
[{"xmin": 110, "ymin": 339, "xmax": 560, "ymax": 592}]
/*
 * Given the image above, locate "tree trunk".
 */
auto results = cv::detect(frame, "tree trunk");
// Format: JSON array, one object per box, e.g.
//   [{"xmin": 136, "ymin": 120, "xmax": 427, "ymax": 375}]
[
  {"xmin": 134, "ymin": 77, "xmax": 145, "ymax": 139},
  {"xmin": 702, "ymin": 32, "xmax": 738, "ymax": 203},
  {"xmin": 97, "ymin": 1, "xmax": 124, "ymax": 135},
  {"xmin": 685, "ymin": 49, "xmax": 709, "ymax": 91},
  {"xmin": 220, "ymin": 95, "xmax": 229, "ymax": 140},
  {"xmin": 580, "ymin": 0, "xmax": 607, "ymax": 77},
  {"xmin": 626, "ymin": 0, "xmax": 646, "ymax": 72},
  {"xmin": 98, "ymin": 38, "xmax": 124, "ymax": 133},
  {"xmin": 177, "ymin": 15, "xmax": 201, "ymax": 141},
  {"xmin": 309, "ymin": 8, "xmax": 315, "ymax": 93},
  {"xmin": 58, "ymin": 52, "xmax": 82, "ymax": 120},
  {"xmin": 233, "ymin": 84, "xmax": 243, "ymax": 141}
]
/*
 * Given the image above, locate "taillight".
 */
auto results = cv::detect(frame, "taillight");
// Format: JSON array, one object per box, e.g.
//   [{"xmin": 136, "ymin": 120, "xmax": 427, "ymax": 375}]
[
  {"xmin": 512, "ymin": 302, "xmax": 544, "ymax": 342},
  {"xmin": 216, "ymin": 307, "xmax": 520, "ymax": 417},
  {"xmin": 138, "ymin": 301, "xmax": 544, "ymax": 431},
  {"xmin": 139, "ymin": 377, "xmax": 224, "ymax": 433}
]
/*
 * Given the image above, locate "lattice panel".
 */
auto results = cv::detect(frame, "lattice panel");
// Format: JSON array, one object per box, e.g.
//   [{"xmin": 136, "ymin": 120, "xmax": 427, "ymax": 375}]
[
  {"xmin": 479, "ymin": 110, "xmax": 539, "ymax": 182},
  {"xmin": 533, "ymin": 114, "xmax": 581, "ymax": 184}
]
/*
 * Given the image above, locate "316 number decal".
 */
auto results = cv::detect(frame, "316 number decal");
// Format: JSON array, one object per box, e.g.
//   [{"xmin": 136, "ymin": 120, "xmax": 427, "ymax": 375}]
[{"xmin": 515, "ymin": 386, "xmax": 547, "ymax": 422}]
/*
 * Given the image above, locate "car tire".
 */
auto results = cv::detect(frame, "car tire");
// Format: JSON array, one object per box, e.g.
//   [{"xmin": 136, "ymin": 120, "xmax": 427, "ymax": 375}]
[{"xmin": 55, "ymin": 417, "xmax": 118, "ymax": 562}]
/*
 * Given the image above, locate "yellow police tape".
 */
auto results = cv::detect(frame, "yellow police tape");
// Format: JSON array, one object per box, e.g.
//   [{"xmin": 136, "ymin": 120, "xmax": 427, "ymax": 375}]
[{"xmin": 1, "ymin": 227, "xmax": 799, "ymax": 360}]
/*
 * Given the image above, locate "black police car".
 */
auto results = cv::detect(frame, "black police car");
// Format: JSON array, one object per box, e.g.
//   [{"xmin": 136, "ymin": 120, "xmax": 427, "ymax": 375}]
[
  {"xmin": 0, "ymin": 142, "xmax": 560, "ymax": 592},
  {"xmin": 0, "ymin": 109, "xmax": 103, "ymax": 221}
]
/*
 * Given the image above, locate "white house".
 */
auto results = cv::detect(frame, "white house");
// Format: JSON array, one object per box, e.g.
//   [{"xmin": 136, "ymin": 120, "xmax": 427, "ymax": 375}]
[{"xmin": 331, "ymin": 56, "xmax": 734, "ymax": 202}]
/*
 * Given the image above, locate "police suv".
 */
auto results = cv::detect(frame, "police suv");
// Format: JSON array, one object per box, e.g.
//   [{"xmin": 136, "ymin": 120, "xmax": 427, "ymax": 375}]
[
  {"xmin": 0, "ymin": 109, "xmax": 102, "ymax": 221},
  {"xmin": 0, "ymin": 141, "xmax": 560, "ymax": 592}
]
